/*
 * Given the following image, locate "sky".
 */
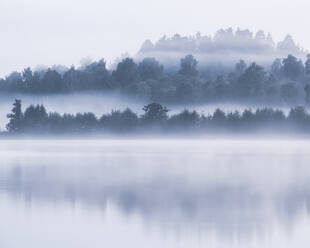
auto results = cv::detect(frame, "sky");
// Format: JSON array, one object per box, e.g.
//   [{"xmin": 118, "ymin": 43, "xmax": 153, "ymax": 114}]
[{"xmin": 0, "ymin": 0, "xmax": 309, "ymax": 77}]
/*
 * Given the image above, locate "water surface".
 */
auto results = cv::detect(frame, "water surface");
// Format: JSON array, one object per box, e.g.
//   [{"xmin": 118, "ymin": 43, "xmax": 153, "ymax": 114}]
[{"xmin": 0, "ymin": 139, "xmax": 310, "ymax": 248}]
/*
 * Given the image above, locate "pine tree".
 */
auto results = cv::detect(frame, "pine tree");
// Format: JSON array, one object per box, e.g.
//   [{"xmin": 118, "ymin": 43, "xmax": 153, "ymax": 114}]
[{"xmin": 6, "ymin": 99, "xmax": 23, "ymax": 132}]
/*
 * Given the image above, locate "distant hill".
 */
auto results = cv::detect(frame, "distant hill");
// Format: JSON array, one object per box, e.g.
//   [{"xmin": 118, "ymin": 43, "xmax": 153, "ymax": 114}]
[{"xmin": 137, "ymin": 28, "xmax": 308, "ymax": 68}]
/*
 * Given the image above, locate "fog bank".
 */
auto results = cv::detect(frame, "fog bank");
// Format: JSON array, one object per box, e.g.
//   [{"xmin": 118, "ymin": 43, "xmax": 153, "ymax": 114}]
[{"xmin": 137, "ymin": 28, "xmax": 308, "ymax": 69}]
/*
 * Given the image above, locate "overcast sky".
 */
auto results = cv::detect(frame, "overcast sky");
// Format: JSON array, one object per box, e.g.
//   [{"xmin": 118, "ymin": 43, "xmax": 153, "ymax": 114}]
[{"xmin": 0, "ymin": 0, "xmax": 309, "ymax": 76}]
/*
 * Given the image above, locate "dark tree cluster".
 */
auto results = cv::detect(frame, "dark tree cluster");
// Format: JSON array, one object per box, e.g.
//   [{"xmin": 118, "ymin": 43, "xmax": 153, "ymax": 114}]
[
  {"xmin": 1, "ymin": 53, "xmax": 310, "ymax": 106},
  {"xmin": 5, "ymin": 100, "xmax": 310, "ymax": 135}
]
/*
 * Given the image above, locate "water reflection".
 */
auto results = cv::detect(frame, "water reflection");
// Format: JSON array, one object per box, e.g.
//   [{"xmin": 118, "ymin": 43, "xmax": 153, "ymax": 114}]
[{"xmin": 1, "ymin": 139, "xmax": 310, "ymax": 247}]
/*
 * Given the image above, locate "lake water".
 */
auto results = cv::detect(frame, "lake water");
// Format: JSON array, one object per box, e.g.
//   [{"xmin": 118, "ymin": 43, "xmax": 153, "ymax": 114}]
[{"xmin": 0, "ymin": 139, "xmax": 310, "ymax": 248}]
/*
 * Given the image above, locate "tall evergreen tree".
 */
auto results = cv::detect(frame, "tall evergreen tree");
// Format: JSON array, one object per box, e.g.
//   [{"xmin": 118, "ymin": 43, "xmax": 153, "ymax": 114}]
[{"xmin": 6, "ymin": 99, "xmax": 23, "ymax": 132}]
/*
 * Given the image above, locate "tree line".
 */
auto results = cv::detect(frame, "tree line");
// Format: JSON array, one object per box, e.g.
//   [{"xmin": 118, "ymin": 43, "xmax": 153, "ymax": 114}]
[
  {"xmin": 1, "ymin": 53, "xmax": 310, "ymax": 105},
  {"xmin": 5, "ymin": 100, "xmax": 310, "ymax": 134}
]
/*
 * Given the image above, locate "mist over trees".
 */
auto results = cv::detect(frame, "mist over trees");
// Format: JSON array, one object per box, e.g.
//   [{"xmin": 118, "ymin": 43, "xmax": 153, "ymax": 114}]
[
  {"xmin": 5, "ymin": 100, "xmax": 310, "ymax": 135},
  {"xmin": 1, "ymin": 54, "xmax": 310, "ymax": 106},
  {"xmin": 137, "ymin": 28, "xmax": 307, "ymax": 68},
  {"xmin": 139, "ymin": 28, "xmax": 305, "ymax": 55},
  {"xmin": 1, "ymin": 29, "xmax": 310, "ymax": 106}
]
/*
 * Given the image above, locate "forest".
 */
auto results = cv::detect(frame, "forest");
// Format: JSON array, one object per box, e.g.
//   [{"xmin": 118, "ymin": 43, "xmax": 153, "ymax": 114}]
[
  {"xmin": 1, "ymin": 29, "xmax": 310, "ymax": 106},
  {"xmin": 1, "ymin": 53, "xmax": 310, "ymax": 106},
  {"xmin": 138, "ymin": 29, "xmax": 306, "ymax": 57},
  {"xmin": 4, "ymin": 99, "xmax": 310, "ymax": 135}
]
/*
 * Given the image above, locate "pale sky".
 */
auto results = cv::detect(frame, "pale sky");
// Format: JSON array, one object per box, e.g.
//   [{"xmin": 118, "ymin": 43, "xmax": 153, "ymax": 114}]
[{"xmin": 0, "ymin": 0, "xmax": 309, "ymax": 77}]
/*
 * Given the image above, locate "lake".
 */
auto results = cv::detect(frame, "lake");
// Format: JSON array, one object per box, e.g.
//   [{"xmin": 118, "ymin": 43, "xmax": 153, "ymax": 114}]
[{"xmin": 0, "ymin": 139, "xmax": 310, "ymax": 248}]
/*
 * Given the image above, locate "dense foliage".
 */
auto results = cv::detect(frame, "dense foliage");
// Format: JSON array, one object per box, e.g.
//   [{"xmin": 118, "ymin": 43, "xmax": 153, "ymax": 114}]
[
  {"xmin": 5, "ymin": 100, "xmax": 310, "ymax": 134},
  {"xmin": 1, "ymin": 53, "xmax": 310, "ymax": 106}
]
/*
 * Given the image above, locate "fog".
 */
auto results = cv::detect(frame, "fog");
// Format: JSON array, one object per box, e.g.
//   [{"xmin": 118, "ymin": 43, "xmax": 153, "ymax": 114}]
[
  {"xmin": 136, "ymin": 29, "xmax": 308, "ymax": 70},
  {"xmin": 0, "ymin": 92, "xmax": 301, "ymax": 131},
  {"xmin": 2, "ymin": 0, "xmax": 310, "ymax": 77},
  {"xmin": 1, "ymin": 139, "xmax": 310, "ymax": 247},
  {"xmin": 0, "ymin": 92, "xmax": 144, "ymax": 130},
  {"xmin": 2, "ymin": 0, "xmax": 310, "ymax": 247}
]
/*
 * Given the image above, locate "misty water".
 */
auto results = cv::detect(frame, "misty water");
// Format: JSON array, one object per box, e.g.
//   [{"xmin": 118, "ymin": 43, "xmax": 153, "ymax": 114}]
[{"xmin": 1, "ymin": 139, "xmax": 310, "ymax": 248}]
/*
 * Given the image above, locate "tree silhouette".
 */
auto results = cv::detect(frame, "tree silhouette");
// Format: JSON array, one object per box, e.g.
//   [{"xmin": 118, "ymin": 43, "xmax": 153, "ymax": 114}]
[
  {"xmin": 142, "ymin": 103, "xmax": 169, "ymax": 124},
  {"xmin": 7, "ymin": 99, "xmax": 23, "ymax": 132},
  {"xmin": 282, "ymin": 55, "xmax": 304, "ymax": 80},
  {"xmin": 179, "ymin": 55, "xmax": 198, "ymax": 76}
]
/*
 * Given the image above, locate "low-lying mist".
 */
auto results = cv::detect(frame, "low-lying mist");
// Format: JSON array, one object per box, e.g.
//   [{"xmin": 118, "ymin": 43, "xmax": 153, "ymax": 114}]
[
  {"xmin": 1, "ymin": 139, "xmax": 310, "ymax": 239},
  {"xmin": 1, "ymin": 28, "xmax": 310, "ymax": 110},
  {"xmin": 3, "ymin": 97, "xmax": 310, "ymax": 137},
  {"xmin": 0, "ymin": 92, "xmax": 298, "ymax": 131},
  {"xmin": 136, "ymin": 28, "xmax": 307, "ymax": 69},
  {"xmin": 0, "ymin": 92, "xmax": 144, "ymax": 130}
]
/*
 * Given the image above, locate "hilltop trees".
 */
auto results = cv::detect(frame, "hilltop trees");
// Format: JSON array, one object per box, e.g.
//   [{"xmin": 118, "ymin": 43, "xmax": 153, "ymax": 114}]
[{"xmin": 138, "ymin": 29, "xmax": 305, "ymax": 57}]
